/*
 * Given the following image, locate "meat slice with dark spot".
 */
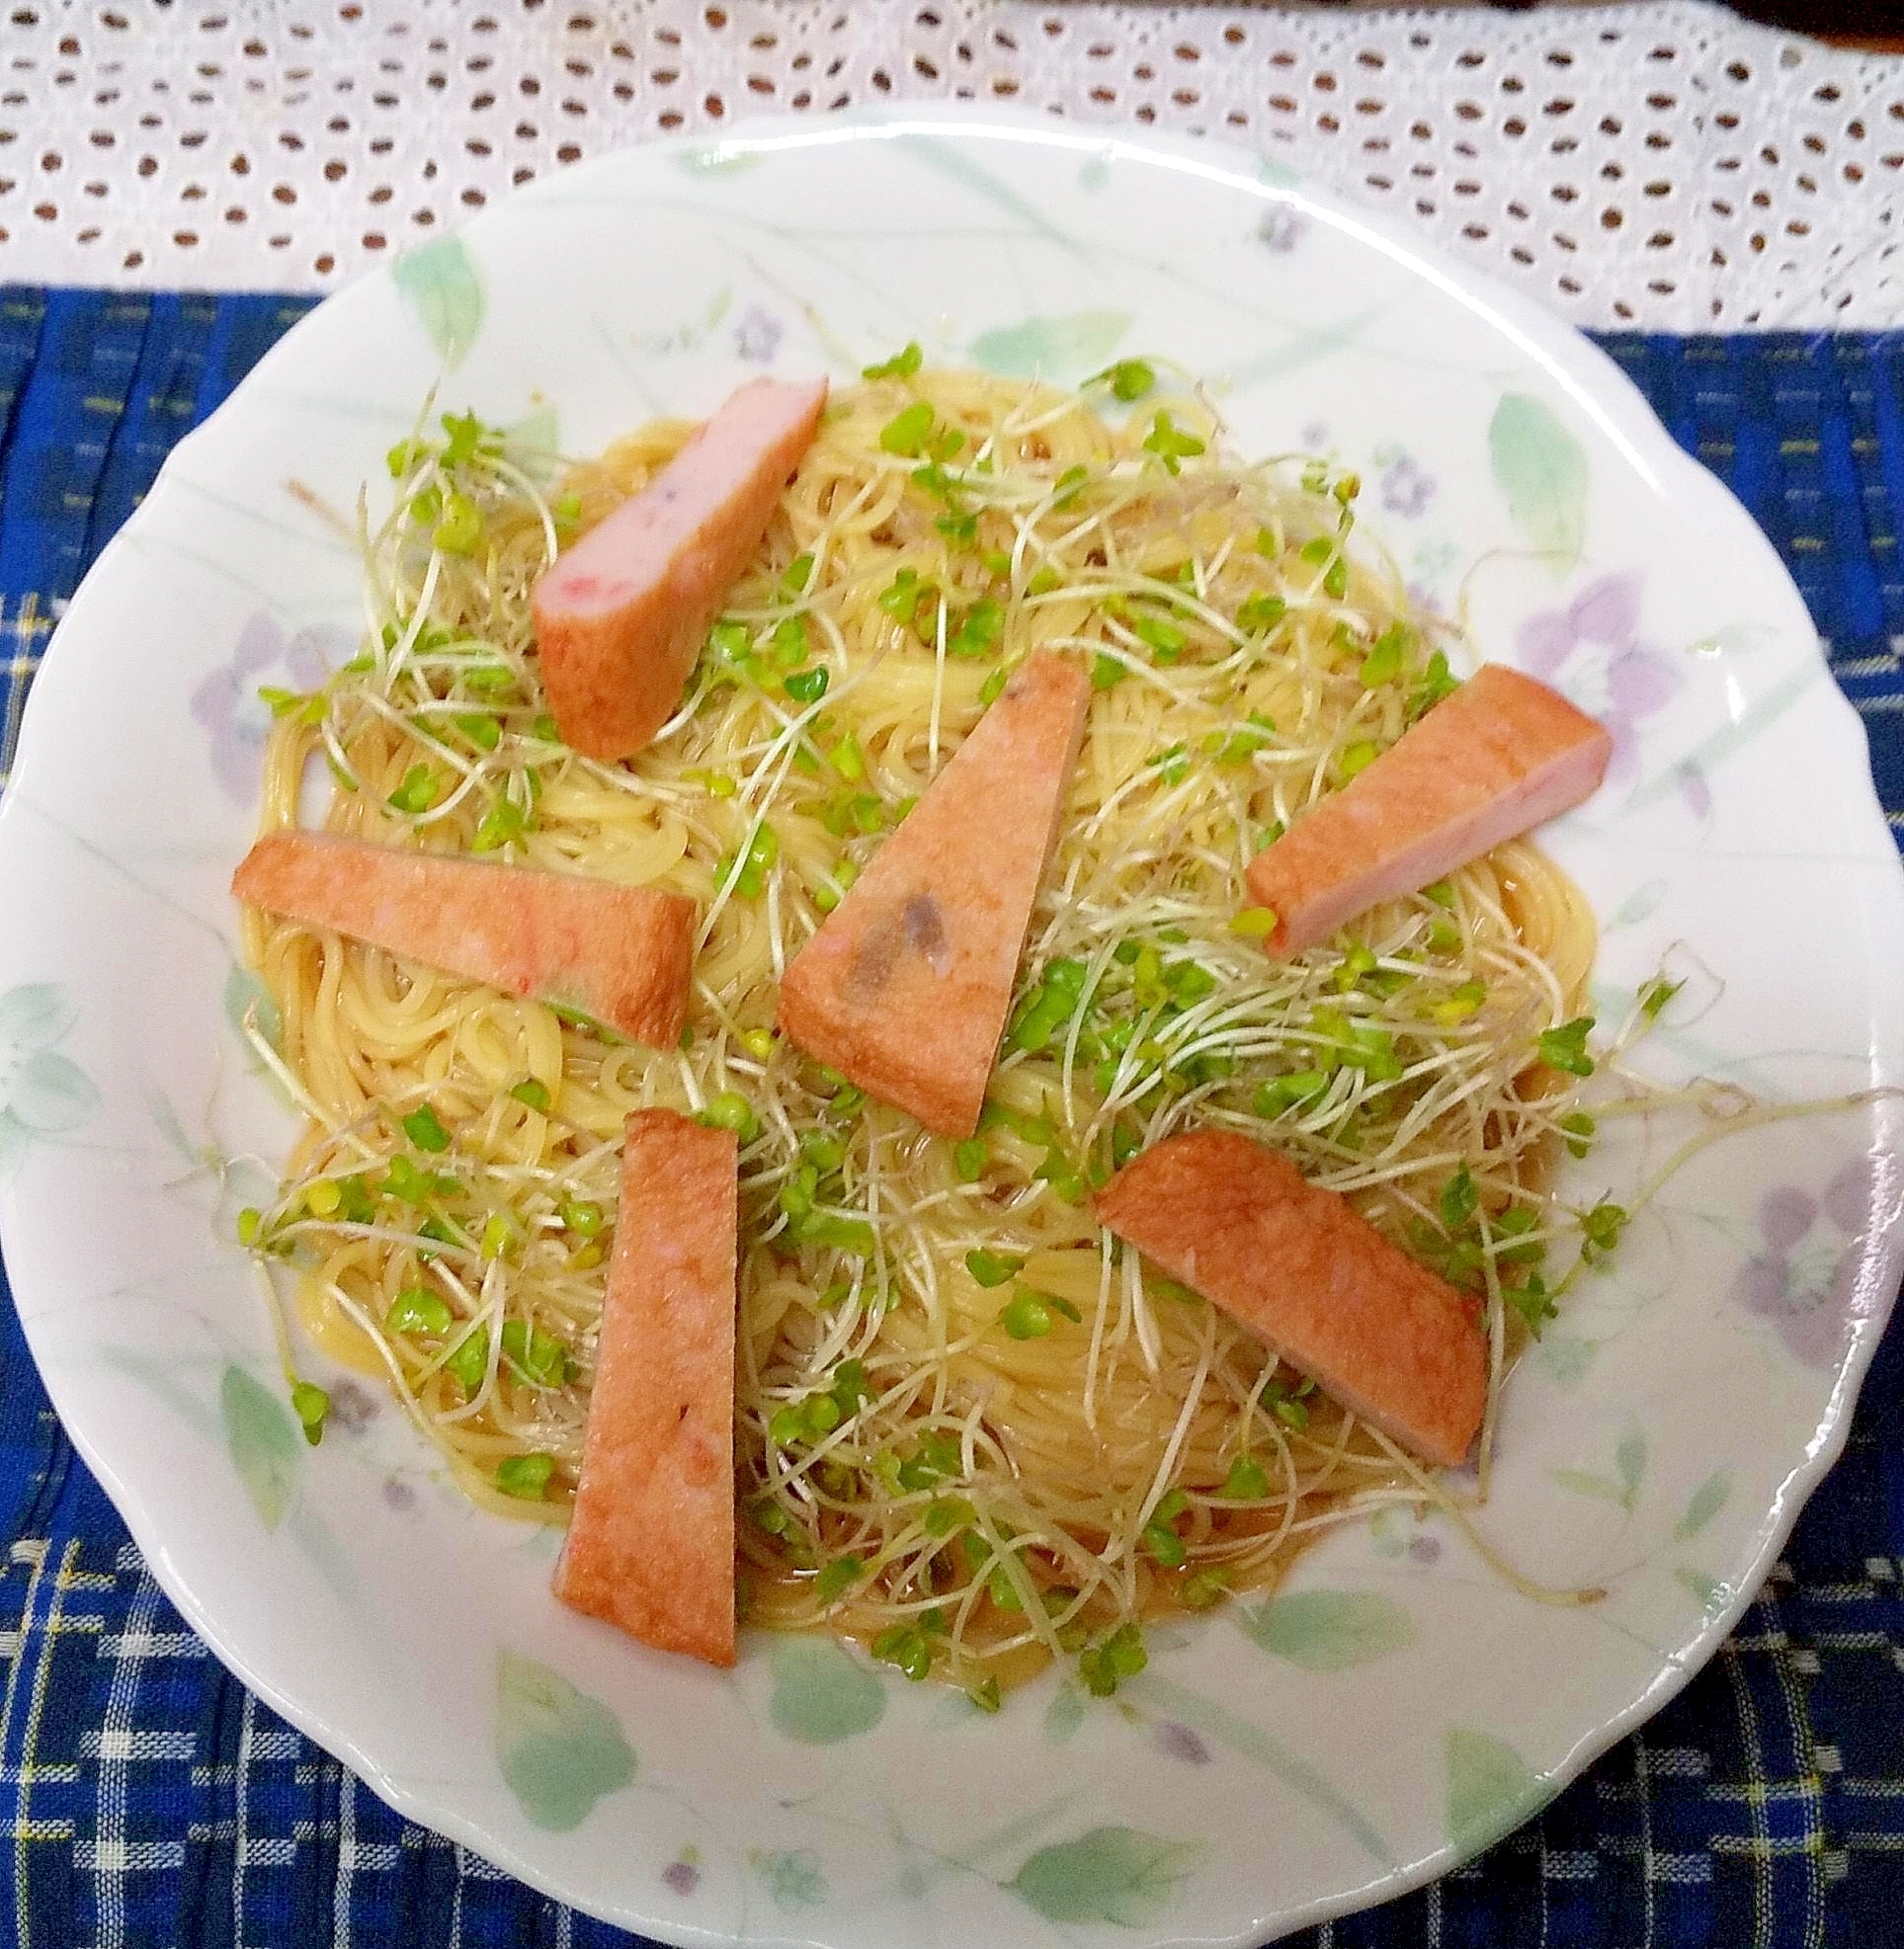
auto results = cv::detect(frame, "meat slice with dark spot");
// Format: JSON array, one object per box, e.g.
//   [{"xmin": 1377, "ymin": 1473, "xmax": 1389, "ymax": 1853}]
[{"xmin": 777, "ymin": 652, "xmax": 1091, "ymax": 1137}]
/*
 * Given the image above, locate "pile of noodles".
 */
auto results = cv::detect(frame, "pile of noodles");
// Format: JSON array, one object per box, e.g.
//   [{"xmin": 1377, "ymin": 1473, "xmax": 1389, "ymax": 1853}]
[{"xmin": 240, "ymin": 364, "xmax": 1600, "ymax": 1698}]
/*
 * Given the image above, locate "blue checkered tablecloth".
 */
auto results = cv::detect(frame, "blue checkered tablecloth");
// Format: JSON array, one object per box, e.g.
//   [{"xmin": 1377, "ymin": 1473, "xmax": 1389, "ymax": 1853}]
[{"xmin": 0, "ymin": 287, "xmax": 1900, "ymax": 1949}]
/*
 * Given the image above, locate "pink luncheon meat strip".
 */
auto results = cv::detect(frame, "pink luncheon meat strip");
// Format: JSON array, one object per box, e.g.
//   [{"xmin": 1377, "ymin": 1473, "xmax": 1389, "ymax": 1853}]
[
  {"xmin": 232, "ymin": 831, "xmax": 695, "ymax": 1048},
  {"xmin": 1096, "ymin": 1129, "xmax": 1487, "ymax": 1468},
  {"xmin": 553, "ymin": 1108, "xmax": 739, "ymax": 1667},
  {"xmin": 1245, "ymin": 664, "xmax": 1612, "ymax": 957},
  {"xmin": 532, "ymin": 375, "xmax": 828, "ymax": 762}
]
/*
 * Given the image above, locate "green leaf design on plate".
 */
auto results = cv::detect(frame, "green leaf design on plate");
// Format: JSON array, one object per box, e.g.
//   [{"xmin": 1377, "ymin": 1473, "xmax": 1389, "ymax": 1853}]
[
  {"xmin": 1447, "ymin": 1728, "xmax": 1544, "ymax": 1858},
  {"xmin": 224, "ymin": 964, "xmax": 282, "ymax": 1052},
  {"xmin": 1226, "ymin": 305, "xmax": 1387, "ymax": 391},
  {"xmin": 1009, "ymin": 1826, "xmax": 1200, "ymax": 1926},
  {"xmin": 968, "ymin": 310, "xmax": 1131, "ymax": 383},
  {"xmin": 1675, "ymin": 1567, "xmax": 1732, "ymax": 1615},
  {"xmin": 1237, "ymin": 1589, "xmax": 1416, "ymax": 1670},
  {"xmin": 1626, "ymin": 662, "xmax": 1818, "ymax": 812},
  {"xmin": 1133, "ymin": 1673, "xmax": 1393, "ymax": 1865},
  {"xmin": 148, "ymin": 1093, "xmax": 196, "ymax": 1170},
  {"xmin": 1677, "ymin": 1469, "xmax": 1732, "ymax": 1541},
  {"xmin": 287, "ymin": 1502, "xmax": 360, "ymax": 1606},
  {"xmin": 503, "ymin": 403, "xmax": 562, "ymax": 486},
  {"xmin": 103, "ymin": 1348, "xmax": 220, "ymax": 1442},
  {"xmin": 1615, "ymin": 1428, "xmax": 1647, "ymax": 1508},
  {"xmin": 220, "ymin": 1365, "xmax": 300, "ymax": 1531},
  {"xmin": 1537, "ymin": 1334, "xmax": 1597, "ymax": 1388},
  {"xmin": 1548, "ymin": 1468, "xmax": 1628, "ymax": 1508},
  {"xmin": 0, "ymin": 981, "xmax": 99, "ymax": 1156},
  {"xmin": 392, "ymin": 236, "xmax": 484, "ymax": 369},
  {"xmin": 0, "ymin": 983, "xmax": 74, "ymax": 1048},
  {"xmin": 1609, "ymin": 879, "xmax": 1668, "ymax": 930},
  {"xmin": 900, "ymin": 135, "xmax": 1084, "ymax": 256},
  {"xmin": 495, "ymin": 1651, "xmax": 635, "ymax": 1831},
  {"xmin": 1489, "ymin": 393, "xmax": 1588, "ymax": 570},
  {"xmin": 750, "ymin": 1847, "xmax": 827, "ymax": 1907},
  {"xmin": 1043, "ymin": 1680, "xmax": 1086, "ymax": 1746},
  {"xmin": 1552, "ymin": 1426, "xmax": 1645, "ymax": 1513},
  {"xmin": 8, "ymin": 1051, "xmax": 99, "ymax": 1132},
  {"xmin": 1368, "ymin": 1505, "xmax": 1409, "ymax": 1558},
  {"xmin": 768, "ymin": 1637, "xmax": 885, "ymax": 1746}
]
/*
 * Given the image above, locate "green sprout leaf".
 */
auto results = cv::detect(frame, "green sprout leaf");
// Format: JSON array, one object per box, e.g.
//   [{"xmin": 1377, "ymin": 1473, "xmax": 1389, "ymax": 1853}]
[
  {"xmin": 385, "ymin": 1288, "xmax": 454, "ymax": 1336},
  {"xmin": 965, "ymin": 1249, "xmax": 1026, "ymax": 1289},
  {"xmin": 402, "ymin": 1103, "xmax": 452, "ymax": 1153},
  {"xmin": 386, "ymin": 764, "xmax": 440, "ymax": 815},
  {"xmin": 879, "ymin": 401, "xmax": 937, "ymax": 458},
  {"xmin": 1141, "ymin": 410, "xmax": 1205, "ymax": 475},
  {"xmin": 1440, "ymin": 1165, "xmax": 1479, "ymax": 1233},
  {"xmin": 497, "ymin": 1452, "xmax": 557, "ymax": 1500},
  {"xmin": 999, "ymin": 1290, "xmax": 1053, "ymax": 1340},
  {"xmin": 1089, "ymin": 358, "xmax": 1156, "ymax": 402},
  {"xmin": 863, "ymin": 341, "xmax": 924, "ymax": 380},
  {"xmin": 290, "ymin": 1381, "xmax": 330, "ymax": 1447},
  {"xmin": 1537, "ymin": 1015, "xmax": 1596, "ymax": 1077},
  {"xmin": 1580, "ymin": 1200, "xmax": 1628, "ymax": 1261}
]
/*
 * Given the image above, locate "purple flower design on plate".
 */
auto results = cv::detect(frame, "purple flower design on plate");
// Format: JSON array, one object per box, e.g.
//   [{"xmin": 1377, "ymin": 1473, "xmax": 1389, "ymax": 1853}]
[
  {"xmin": 1150, "ymin": 1719, "xmax": 1212, "ymax": 1765},
  {"xmin": 191, "ymin": 611, "xmax": 352, "ymax": 803},
  {"xmin": 1257, "ymin": 207, "xmax": 1309, "ymax": 254},
  {"xmin": 1380, "ymin": 453, "xmax": 1437, "ymax": 520},
  {"xmin": 1732, "ymin": 1159, "xmax": 1874, "ymax": 1368},
  {"xmin": 325, "ymin": 1378, "xmax": 377, "ymax": 1434},
  {"xmin": 662, "ymin": 1855, "xmax": 703, "ymax": 1897},
  {"xmin": 1515, "ymin": 573, "xmax": 1680, "ymax": 791},
  {"xmin": 733, "ymin": 303, "xmax": 785, "ymax": 364}
]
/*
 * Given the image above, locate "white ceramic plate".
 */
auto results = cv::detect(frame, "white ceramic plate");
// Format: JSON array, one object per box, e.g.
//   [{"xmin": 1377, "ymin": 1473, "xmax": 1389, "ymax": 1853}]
[{"xmin": 2, "ymin": 111, "xmax": 1900, "ymax": 1948}]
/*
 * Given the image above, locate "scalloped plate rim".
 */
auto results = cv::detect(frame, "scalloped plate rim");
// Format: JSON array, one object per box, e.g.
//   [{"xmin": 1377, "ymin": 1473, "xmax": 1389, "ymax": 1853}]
[{"xmin": 0, "ymin": 107, "xmax": 1899, "ymax": 1949}]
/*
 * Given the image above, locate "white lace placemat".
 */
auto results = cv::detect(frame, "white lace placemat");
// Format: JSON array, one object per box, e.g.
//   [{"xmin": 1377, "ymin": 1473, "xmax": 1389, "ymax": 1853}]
[{"xmin": 2, "ymin": 0, "xmax": 1900, "ymax": 330}]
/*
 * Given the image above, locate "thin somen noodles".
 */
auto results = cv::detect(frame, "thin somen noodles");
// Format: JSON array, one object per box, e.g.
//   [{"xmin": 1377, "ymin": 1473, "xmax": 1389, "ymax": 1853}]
[{"xmin": 240, "ymin": 367, "xmax": 1597, "ymax": 1694}]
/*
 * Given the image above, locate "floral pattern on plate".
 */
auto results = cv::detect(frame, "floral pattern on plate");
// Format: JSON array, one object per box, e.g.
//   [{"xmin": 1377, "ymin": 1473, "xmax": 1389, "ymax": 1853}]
[{"xmin": 0, "ymin": 110, "xmax": 1899, "ymax": 1949}]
